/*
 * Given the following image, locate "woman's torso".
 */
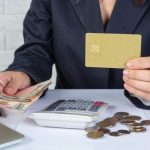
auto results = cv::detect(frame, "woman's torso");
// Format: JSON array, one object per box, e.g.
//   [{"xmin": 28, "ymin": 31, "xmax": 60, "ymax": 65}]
[{"xmin": 50, "ymin": 0, "xmax": 150, "ymax": 89}]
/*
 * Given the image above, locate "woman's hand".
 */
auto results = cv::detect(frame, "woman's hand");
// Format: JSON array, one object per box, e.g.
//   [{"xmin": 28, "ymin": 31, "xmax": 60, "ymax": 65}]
[
  {"xmin": 0, "ymin": 71, "xmax": 31, "ymax": 96},
  {"xmin": 123, "ymin": 57, "xmax": 150, "ymax": 101}
]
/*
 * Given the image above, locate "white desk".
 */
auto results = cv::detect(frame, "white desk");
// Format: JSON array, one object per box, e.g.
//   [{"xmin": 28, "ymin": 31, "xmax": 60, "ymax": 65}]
[{"xmin": 1, "ymin": 90, "xmax": 150, "ymax": 150}]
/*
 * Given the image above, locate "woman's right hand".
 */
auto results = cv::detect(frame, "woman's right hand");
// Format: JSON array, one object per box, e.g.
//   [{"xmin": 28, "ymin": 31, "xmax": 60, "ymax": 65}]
[{"xmin": 0, "ymin": 71, "xmax": 31, "ymax": 96}]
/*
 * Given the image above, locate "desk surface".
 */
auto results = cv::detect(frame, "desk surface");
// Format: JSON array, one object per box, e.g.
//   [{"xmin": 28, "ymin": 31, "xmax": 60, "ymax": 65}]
[{"xmin": 2, "ymin": 90, "xmax": 150, "ymax": 150}]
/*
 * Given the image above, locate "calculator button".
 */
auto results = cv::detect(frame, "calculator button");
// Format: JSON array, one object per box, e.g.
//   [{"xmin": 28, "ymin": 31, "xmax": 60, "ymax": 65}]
[
  {"xmin": 77, "ymin": 107, "xmax": 86, "ymax": 111},
  {"xmin": 89, "ymin": 105, "xmax": 100, "ymax": 112},
  {"xmin": 81, "ymin": 108, "xmax": 86, "ymax": 111},
  {"xmin": 46, "ymin": 100, "xmax": 66, "ymax": 111},
  {"xmin": 67, "ymin": 107, "xmax": 77, "ymax": 110},
  {"xmin": 94, "ymin": 101, "xmax": 105, "ymax": 106},
  {"xmin": 56, "ymin": 107, "xmax": 66, "ymax": 111}
]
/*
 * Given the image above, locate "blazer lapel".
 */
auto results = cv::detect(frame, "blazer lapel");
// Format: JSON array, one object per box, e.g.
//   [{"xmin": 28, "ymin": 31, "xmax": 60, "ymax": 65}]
[
  {"xmin": 70, "ymin": 0, "xmax": 104, "ymax": 33},
  {"xmin": 106, "ymin": 0, "xmax": 150, "ymax": 33}
]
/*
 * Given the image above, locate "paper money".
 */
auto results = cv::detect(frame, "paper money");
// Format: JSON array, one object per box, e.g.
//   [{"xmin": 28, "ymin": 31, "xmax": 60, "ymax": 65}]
[{"xmin": 0, "ymin": 80, "xmax": 51, "ymax": 112}]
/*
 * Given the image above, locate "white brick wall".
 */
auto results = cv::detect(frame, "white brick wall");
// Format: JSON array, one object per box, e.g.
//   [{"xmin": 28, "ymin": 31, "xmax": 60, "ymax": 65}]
[
  {"xmin": 0, "ymin": 33, "xmax": 5, "ymax": 50},
  {"xmin": 0, "ymin": 0, "xmax": 3, "ymax": 14},
  {"xmin": 0, "ymin": 0, "xmax": 56, "ymax": 88},
  {"xmin": 0, "ymin": 0, "xmax": 31, "ymax": 70},
  {"xmin": 4, "ymin": 0, "xmax": 31, "ymax": 14}
]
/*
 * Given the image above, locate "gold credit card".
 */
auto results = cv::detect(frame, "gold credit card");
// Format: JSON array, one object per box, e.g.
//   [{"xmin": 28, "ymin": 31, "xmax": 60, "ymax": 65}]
[{"xmin": 85, "ymin": 33, "xmax": 141, "ymax": 69}]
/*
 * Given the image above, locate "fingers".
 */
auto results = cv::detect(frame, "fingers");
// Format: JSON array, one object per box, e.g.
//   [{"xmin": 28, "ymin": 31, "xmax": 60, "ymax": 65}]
[
  {"xmin": 4, "ymin": 75, "xmax": 24, "ymax": 95},
  {"xmin": 0, "ymin": 80, "xmax": 5, "ymax": 92},
  {"xmin": 0, "ymin": 84, "xmax": 4, "ymax": 93},
  {"xmin": 123, "ymin": 76, "xmax": 150, "ymax": 93},
  {"xmin": 0, "ymin": 71, "xmax": 31, "ymax": 96},
  {"xmin": 123, "ymin": 67, "xmax": 150, "ymax": 101},
  {"xmin": 124, "ymin": 83, "xmax": 150, "ymax": 100},
  {"xmin": 0, "ymin": 75, "xmax": 10, "ymax": 93},
  {"xmin": 4, "ymin": 81, "xmax": 24, "ymax": 96},
  {"xmin": 126, "ymin": 57, "xmax": 150, "ymax": 70},
  {"xmin": 123, "ymin": 69, "xmax": 150, "ymax": 82},
  {"xmin": 123, "ymin": 57, "xmax": 150, "ymax": 101}
]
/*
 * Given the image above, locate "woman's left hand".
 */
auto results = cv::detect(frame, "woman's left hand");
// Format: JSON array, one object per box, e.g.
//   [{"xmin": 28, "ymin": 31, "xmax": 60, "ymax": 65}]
[{"xmin": 123, "ymin": 57, "xmax": 150, "ymax": 101}]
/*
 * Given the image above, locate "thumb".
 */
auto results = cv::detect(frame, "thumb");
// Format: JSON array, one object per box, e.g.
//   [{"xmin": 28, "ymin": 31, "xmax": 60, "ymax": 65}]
[{"xmin": 4, "ymin": 78, "xmax": 22, "ymax": 96}]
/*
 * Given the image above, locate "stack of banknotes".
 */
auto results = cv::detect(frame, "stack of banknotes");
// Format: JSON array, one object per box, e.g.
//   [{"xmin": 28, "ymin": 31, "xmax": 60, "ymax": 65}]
[{"xmin": 0, "ymin": 80, "xmax": 51, "ymax": 112}]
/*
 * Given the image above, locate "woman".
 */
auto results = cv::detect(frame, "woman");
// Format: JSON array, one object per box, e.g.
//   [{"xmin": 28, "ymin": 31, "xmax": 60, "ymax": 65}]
[{"xmin": 0, "ymin": 0, "xmax": 150, "ymax": 101}]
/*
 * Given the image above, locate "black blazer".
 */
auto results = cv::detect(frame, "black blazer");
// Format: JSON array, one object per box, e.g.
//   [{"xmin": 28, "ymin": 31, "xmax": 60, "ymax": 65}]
[{"xmin": 6, "ymin": 0, "xmax": 150, "ymax": 89}]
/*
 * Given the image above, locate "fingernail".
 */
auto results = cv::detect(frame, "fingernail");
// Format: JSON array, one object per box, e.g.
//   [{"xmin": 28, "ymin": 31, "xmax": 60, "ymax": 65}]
[
  {"xmin": 123, "ymin": 70, "xmax": 128, "ymax": 75},
  {"xmin": 127, "ymin": 62, "xmax": 134, "ymax": 68},
  {"xmin": 124, "ymin": 83, "xmax": 127, "ymax": 88},
  {"xmin": 124, "ymin": 83, "xmax": 128, "ymax": 89}
]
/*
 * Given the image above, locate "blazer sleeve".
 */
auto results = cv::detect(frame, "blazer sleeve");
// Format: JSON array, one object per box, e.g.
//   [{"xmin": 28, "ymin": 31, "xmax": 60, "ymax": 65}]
[{"xmin": 5, "ymin": 0, "xmax": 54, "ymax": 84}]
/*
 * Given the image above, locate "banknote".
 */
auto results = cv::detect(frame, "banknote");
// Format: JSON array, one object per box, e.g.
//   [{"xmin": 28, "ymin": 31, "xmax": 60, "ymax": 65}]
[{"xmin": 0, "ymin": 80, "xmax": 51, "ymax": 112}]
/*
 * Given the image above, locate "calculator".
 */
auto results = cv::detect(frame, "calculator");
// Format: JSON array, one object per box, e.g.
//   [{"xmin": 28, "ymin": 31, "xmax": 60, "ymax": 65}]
[
  {"xmin": 45, "ymin": 99, "xmax": 107, "ymax": 115},
  {"xmin": 29, "ymin": 99, "xmax": 108, "ymax": 129}
]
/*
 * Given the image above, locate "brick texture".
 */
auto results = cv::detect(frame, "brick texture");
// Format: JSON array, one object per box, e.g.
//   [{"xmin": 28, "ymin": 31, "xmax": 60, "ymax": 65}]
[
  {"xmin": 4, "ymin": 0, "xmax": 31, "ymax": 14},
  {"xmin": 0, "ymin": 33, "xmax": 5, "ymax": 50},
  {"xmin": 0, "ymin": 0, "xmax": 30, "ymax": 71},
  {"xmin": 0, "ymin": 0, "xmax": 31, "ymax": 53},
  {"xmin": 0, "ymin": 0, "xmax": 3, "ymax": 14}
]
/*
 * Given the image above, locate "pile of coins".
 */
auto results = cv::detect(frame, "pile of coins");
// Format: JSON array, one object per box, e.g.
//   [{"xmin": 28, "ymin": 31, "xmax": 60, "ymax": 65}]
[{"xmin": 85, "ymin": 112, "xmax": 150, "ymax": 139}]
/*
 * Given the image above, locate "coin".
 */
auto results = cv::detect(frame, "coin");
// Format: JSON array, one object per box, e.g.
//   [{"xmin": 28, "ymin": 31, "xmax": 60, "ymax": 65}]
[
  {"xmin": 87, "ymin": 131, "xmax": 104, "ymax": 139},
  {"xmin": 128, "ymin": 122, "xmax": 143, "ymax": 128},
  {"xmin": 124, "ymin": 115, "xmax": 141, "ymax": 121},
  {"xmin": 103, "ymin": 117, "xmax": 118, "ymax": 125},
  {"xmin": 109, "ymin": 132, "xmax": 121, "ymax": 137},
  {"xmin": 129, "ymin": 127, "xmax": 146, "ymax": 132},
  {"xmin": 98, "ymin": 121, "xmax": 112, "ymax": 128},
  {"xmin": 120, "ymin": 120, "xmax": 136, "ymax": 125},
  {"xmin": 96, "ymin": 120, "xmax": 113, "ymax": 128},
  {"xmin": 118, "ymin": 130, "xmax": 130, "ymax": 135},
  {"xmin": 114, "ymin": 112, "xmax": 129, "ymax": 117},
  {"xmin": 85, "ymin": 126, "xmax": 100, "ymax": 132},
  {"xmin": 98, "ymin": 128, "xmax": 110, "ymax": 134},
  {"xmin": 141, "ymin": 120, "xmax": 150, "ymax": 126},
  {"xmin": 114, "ymin": 115, "xmax": 124, "ymax": 121}
]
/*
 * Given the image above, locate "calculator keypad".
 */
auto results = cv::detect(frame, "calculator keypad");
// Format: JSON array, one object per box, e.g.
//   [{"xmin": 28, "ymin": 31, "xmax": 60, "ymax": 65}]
[{"xmin": 46, "ymin": 100, "xmax": 106, "ymax": 113}]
